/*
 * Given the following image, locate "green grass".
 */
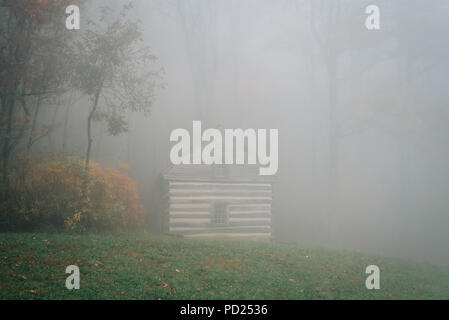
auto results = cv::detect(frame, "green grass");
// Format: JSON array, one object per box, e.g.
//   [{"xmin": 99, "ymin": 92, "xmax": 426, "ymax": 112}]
[{"xmin": 0, "ymin": 232, "xmax": 448, "ymax": 299}]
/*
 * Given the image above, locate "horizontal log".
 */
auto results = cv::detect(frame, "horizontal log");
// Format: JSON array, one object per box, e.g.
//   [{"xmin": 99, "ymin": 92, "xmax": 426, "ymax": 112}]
[
  {"xmin": 169, "ymin": 226, "xmax": 271, "ymax": 235},
  {"xmin": 229, "ymin": 204, "xmax": 271, "ymax": 210},
  {"xmin": 170, "ymin": 199, "xmax": 272, "ymax": 205},
  {"xmin": 184, "ymin": 233, "xmax": 271, "ymax": 239},
  {"xmin": 169, "ymin": 209, "xmax": 271, "ymax": 214},
  {"xmin": 170, "ymin": 218, "xmax": 211, "ymax": 224},
  {"xmin": 169, "ymin": 189, "xmax": 272, "ymax": 196},
  {"xmin": 169, "ymin": 184, "xmax": 271, "ymax": 191},
  {"xmin": 171, "ymin": 196, "xmax": 272, "ymax": 201},
  {"xmin": 170, "ymin": 220, "xmax": 271, "ymax": 228},
  {"xmin": 170, "ymin": 213, "xmax": 211, "ymax": 219},
  {"xmin": 230, "ymin": 213, "xmax": 271, "ymax": 219},
  {"xmin": 229, "ymin": 210, "xmax": 271, "ymax": 214},
  {"xmin": 170, "ymin": 203, "xmax": 211, "ymax": 209},
  {"xmin": 167, "ymin": 176, "xmax": 273, "ymax": 183},
  {"xmin": 170, "ymin": 182, "xmax": 271, "ymax": 188},
  {"xmin": 169, "ymin": 194, "xmax": 272, "ymax": 200},
  {"xmin": 169, "ymin": 208, "xmax": 211, "ymax": 214},
  {"xmin": 169, "ymin": 213, "xmax": 272, "ymax": 220},
  {"xmin": 169, "ymin": 209, "xmax": 210, "ymax": 212},
  {"xmin": 229, "ymin": 217, "xmax": 271, "ymax": 223}
]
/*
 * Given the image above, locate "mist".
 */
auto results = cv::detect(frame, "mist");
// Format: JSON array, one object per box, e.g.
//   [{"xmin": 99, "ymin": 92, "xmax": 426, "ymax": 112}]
[{"xmin": 27, "ymin": 0, "xmax": 449, "ymax": 265}]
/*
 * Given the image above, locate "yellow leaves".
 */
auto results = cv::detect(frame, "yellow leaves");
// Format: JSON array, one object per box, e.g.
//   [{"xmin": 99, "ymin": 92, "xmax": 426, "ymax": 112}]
[
  {"xmin": 117, "ymin": 161, "xmax": 131, "ymax": 173},
  {"xmin": 12, "ymin": 153, "xmax": 144, "ymax": 232},
  {"xmin": 74, "ymin": 212, "xmax": 81, "ymax": 222}
]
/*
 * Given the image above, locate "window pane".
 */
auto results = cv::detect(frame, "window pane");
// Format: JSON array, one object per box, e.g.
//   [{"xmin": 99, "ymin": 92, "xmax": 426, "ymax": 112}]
[{"xmin": 212, "ymin": 202, "xmax": 228, "ymax": 225}]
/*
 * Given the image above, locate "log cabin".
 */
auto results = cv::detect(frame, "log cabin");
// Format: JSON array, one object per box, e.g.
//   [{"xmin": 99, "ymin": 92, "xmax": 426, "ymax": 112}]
[{"xmin": 158, "ymin": 164, "xmax": 274, "ymax": 240}]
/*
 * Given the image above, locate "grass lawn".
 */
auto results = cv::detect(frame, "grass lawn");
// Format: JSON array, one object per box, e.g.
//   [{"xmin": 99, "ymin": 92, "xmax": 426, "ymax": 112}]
[{"xmin": 0, "ymin": 232, "xmax": 448, "ymax": 299}]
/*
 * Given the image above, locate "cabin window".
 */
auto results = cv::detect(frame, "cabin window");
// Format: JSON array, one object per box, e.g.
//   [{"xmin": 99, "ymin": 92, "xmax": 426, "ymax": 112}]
[{"xmin": 212, "ymin": 202, "xmax": 229, "ymax": 225}]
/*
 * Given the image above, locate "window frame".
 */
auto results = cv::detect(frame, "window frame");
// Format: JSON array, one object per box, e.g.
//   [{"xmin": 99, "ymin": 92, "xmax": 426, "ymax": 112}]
[{"xmin": 211, "ymin": 201, "xmax": 229, "ymax": 226}]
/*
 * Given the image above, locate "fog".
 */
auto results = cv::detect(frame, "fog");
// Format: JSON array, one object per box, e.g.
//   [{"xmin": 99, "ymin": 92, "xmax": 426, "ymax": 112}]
[{"xmin": 34, "ymin": 1, "xmax": 449, "ymax": 265}]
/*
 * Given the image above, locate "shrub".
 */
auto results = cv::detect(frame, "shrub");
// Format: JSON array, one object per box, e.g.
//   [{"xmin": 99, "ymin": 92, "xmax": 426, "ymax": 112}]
[{"xmin": 0, "ymin": 153, "xmax": 145, "ymax": 232}]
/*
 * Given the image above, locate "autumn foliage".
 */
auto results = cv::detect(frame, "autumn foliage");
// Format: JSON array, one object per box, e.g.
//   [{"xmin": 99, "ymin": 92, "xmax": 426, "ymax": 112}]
[{"xmin": 0, "ymin": 153, "xmax": 144, "ymax": 232}]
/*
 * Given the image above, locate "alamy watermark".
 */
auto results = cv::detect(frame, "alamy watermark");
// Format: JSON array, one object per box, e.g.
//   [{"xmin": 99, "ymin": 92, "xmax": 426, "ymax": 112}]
[
  {"xmin": 65, "ymin": 265, "xmax": 80, "ymax": 290},
  {"xmin": 365, "ymin": 265, "xmax": 380, "ymax": 290},
  {"xmin": 65, "ymin": 4, "xmax": 380, "ymax": 31},
  {"xmin": 65, "ymin": 5, "xmax": 80, "ymax": 30},
  {"xmin": 169, "ymin": 121, "xmax": 278, "ymax": 176},
  {"xmin": 365, "ymin": 5, "xmax": 380, "ymax": 30}
]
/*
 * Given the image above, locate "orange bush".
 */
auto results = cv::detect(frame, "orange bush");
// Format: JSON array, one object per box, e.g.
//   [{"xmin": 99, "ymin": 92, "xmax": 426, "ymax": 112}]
[{"xmin": 0, "ymin": 153, "xmax": 144, "ymax": 232}]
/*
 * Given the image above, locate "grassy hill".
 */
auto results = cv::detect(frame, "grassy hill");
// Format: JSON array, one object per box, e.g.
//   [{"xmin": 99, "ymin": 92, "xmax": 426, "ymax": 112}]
[{"xmin": 0, "ymin": 232, "xmax": 448, "ymax": 300}]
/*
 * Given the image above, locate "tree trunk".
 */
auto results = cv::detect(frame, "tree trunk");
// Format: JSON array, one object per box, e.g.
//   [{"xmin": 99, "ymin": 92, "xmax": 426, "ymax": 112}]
[
  {"xmin": 1, "ymin": 97, "xmax": 15, "ymax": 201},
  {"xmin": 26, "ymin": 95, "xmax": 42, "ymax": 156},
  {"xmin": 62, "ymin": 103, "xmax": 71, "ymax": 151},
  {"xmin": 85, "ymin": 87, "xmax": 102, "ymax": 170}
]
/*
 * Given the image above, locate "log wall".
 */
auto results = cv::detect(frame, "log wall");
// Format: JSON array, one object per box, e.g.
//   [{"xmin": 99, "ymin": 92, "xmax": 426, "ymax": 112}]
[{"xmin": 166, "ymin": 181, "xmax": 272, "ymax": 239}]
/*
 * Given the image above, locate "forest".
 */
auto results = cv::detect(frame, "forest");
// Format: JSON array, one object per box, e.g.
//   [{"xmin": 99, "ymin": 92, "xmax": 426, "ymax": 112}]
[
  {"xmin": 1, "ymin": 0, "xmax": 449, "ymax": 300},
  {"xmin": 1, "ymin": 0, "xmax": 449, "ymax": 261}
]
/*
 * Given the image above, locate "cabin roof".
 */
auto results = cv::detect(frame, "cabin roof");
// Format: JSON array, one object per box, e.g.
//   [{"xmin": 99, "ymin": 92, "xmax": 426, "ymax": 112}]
[{"xmin": 162, "ymin": 164, "xmax": 275, "ymax": 182}]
